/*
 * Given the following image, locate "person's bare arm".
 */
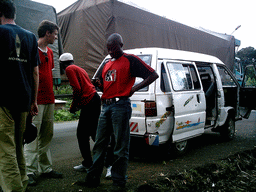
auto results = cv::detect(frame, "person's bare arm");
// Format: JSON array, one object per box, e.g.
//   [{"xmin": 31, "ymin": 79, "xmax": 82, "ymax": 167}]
[
  {"xmin": 129, "ymin": 71, "xmax": 159, "ymax": 96},
  {"xmin": 30, "ymin": 66, "xmax": 39, "ymax": 116}
]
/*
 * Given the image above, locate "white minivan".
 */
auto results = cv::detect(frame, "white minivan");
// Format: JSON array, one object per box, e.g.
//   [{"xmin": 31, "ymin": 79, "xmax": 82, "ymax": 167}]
[{"xmin": 93, "ymin": 47, "xmax": 256, "ymax": 156}]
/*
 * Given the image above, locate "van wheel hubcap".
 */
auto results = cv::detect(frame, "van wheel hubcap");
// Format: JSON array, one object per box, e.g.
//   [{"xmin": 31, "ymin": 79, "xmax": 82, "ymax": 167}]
[{"xmin": 175, "ymin": 141, "xmax": 187, "ymax": 152}]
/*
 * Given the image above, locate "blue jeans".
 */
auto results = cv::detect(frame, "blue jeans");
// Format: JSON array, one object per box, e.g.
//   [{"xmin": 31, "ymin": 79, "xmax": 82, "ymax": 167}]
[{"xmin": 87, "ymin": 99, "xmax": 132, "ymax": 186}]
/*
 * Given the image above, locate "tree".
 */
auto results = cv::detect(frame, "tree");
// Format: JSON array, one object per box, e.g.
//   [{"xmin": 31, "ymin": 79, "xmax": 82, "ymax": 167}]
[{"xmin": 236, "ymin": 46, "xmax": 256, "ymax": 69}]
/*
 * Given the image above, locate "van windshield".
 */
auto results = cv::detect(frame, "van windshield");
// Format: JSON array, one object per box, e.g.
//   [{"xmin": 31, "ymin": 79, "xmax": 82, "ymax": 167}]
[{"xmin": 134, "ymin": 55, "xmax": 152, "ymax": 92}]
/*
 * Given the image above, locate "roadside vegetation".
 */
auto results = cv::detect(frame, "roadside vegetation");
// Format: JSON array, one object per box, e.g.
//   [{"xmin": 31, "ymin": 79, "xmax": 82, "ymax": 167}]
[
  {"xmin": 136, "ymin": 148, "xmax": 256, "ymax": 192},
  {"xmin": 53, "ymin": 85, "xmax": 80, "ymax": 122}
]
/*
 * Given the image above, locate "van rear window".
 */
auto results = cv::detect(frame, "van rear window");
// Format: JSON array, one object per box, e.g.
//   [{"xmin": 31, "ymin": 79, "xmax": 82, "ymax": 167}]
[{"xmin": 134, "ymin": 55, "xmax": 152, "ymax": 92}]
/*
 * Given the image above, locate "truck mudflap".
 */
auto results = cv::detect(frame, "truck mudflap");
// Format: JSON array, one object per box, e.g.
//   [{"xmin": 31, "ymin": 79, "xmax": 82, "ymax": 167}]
[{"xmin": 144, "ymin": 133, "xmax": 159, "ymax": 146}]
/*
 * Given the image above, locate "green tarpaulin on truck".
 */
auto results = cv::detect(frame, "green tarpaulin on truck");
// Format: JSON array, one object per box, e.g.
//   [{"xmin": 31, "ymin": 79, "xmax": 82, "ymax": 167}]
[
  {"xmin": 14, "ymin": 0, "xmax": 63, "ymax": 82},
  {"xmin": 58, "ymin": 0, "xmax": 235, "ymax": 78}
]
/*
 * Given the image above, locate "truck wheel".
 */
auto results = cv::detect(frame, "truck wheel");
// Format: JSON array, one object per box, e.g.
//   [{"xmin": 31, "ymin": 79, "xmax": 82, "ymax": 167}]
[
  {"xmin": 172, "ymin": 140, "xmax": 188, "ymax": 156},
  {"xmin": 220, "ymin": 116, "xmax": 235, "ymax": 140}
]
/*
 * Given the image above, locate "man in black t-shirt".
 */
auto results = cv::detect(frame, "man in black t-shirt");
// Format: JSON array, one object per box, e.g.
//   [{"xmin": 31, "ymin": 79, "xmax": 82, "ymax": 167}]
[{"xmin": 0, "ymin": 1, "xmax": 39, "ymax": 191}]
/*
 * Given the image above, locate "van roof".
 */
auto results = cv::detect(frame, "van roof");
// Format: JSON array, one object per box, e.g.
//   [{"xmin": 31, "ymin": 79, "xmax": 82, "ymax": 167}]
[{"xmin": 124, "ymin": 47, "xmax": 224, "ymax": 64}]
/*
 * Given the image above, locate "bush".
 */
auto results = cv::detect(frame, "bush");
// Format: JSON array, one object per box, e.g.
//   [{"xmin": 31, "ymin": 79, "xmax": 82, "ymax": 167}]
[
  {"xmin": 54, "ymin": 109, "xmax": 80, "ymax": 122},
  {"xmin": 53, "ymin": 85, "xmax": 73, "ymax": 95},
  {"xmin": 54, "ymin": 85, "xmax": 80, "ymax": 122}
]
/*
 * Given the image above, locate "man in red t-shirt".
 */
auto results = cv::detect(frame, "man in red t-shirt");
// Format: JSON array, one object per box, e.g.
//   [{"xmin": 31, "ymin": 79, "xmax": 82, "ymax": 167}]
[
  {"xmin": 25, "ymin": 20, "xmax": 62, "ymax": 186},
  {"xmin": 80, "ymin": 33, "xmax": 159, "ymax": 189},
  {"xmin": 59, "ymin": 53, "xmax": 101, "ymax": 172}
]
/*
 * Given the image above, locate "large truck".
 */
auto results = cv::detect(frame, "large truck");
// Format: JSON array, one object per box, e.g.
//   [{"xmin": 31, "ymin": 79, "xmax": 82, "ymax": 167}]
[{"xmin": 14, "ymin": 0, "xmax": 63, "ymax": 85}]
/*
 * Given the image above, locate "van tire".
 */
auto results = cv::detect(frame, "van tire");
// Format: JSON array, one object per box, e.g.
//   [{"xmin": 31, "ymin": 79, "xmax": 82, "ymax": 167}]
[
  {"xmin": 172, "ymin": 140, "xmax": 189, "ymax": 156},
  {"xmin": 163, "ymin": 140, "xmax": 189, "ymax": 158},
  {"xmin": 220, "ymin": 116, "xmax": 235, "ymax": 141},
  {"xmin": 161, "ymin": 139, "xmax": 188, "ymax": 159}
]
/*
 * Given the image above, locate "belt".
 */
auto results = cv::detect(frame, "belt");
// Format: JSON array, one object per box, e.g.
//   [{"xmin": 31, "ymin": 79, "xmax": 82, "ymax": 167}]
[{"xmin": 101, "ymin": 97, "xmax": 129, "ymax": 105}]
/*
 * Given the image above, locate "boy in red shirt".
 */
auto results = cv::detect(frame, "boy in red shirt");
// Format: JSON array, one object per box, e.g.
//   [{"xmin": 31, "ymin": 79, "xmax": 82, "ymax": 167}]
[
  {"xmin": 59, "ymin": 53, "xmax": 101, "ymax": 172},
  {"xmin": 25, "ymin": 20, "xmax": 62, "ymax": 185}
]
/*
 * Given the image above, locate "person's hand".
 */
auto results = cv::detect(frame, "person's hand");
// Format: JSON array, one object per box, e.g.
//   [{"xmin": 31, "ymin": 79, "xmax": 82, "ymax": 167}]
[
  {"xmin": 92, "ymin": 78, "xmax": 102, "ymax": 87},
  {"xmin": 70, "ymin": 106, "xmax": 79, "ymax": 114},
  {"xmin": 30, "ymin": 102, "xmax": 38, "ymax": 116}
]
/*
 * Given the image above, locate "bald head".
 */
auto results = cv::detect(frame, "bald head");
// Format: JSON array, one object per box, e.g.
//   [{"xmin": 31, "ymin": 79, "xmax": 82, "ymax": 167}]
[
  {"xmin": 107, "ymin": 33, "xmax": 123, "ymax": 45},
  {"xmin": 106, "ymin": 33, "xmax": 124, "ymax": 59}
]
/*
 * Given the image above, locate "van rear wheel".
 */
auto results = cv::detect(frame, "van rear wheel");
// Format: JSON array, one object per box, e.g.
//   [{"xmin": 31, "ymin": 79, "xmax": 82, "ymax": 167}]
[
  {"xmin": 162, "ymin": 139, "xmax": 188, "ymax": 159},
  {"xmin": 172, "ymin": 140, "xmax": 188, "ymax": 156},
  {"xmin": 220, "ymin": 116, "xmax": 235, "ymax": 140}
]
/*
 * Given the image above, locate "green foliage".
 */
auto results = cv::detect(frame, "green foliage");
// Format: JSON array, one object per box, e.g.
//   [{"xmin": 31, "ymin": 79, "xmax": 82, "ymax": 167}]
[
  {"xmin": 246, "ymin": 77, "xmax": 256, "ymax": 86},
  {"xmin": 54, "ymin": 109, "xmax": 80, "ymax": 122},
  {"xmin": 243, "ymin": 65, "xmax": 256, "ymax": 87},
  {"xmin": 236, "ymin": 46, "xmax": 256, "ymax": 69},
  {"xmin": 54, "ymin": 85, "xmax": 80, "ymax": 122},
  {"xmin": 53, "ymin": 84, "xmax": 73, "ymax": 95}
]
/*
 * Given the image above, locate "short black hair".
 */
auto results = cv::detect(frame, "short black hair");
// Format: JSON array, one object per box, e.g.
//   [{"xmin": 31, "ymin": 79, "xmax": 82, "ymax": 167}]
[
  {"xmin": 0, "ymin": 0, "xmax": 16, "ymax": 19},
  {"xmin": 38, "ymin": 20, "xmax": 59, "ymax": 38}
]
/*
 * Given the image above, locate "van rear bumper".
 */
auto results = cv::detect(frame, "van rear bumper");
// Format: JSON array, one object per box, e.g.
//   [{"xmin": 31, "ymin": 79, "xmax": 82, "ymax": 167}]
[{"xmin": 130, "ymin": 133, "xmax": 159, "ymax": 146}]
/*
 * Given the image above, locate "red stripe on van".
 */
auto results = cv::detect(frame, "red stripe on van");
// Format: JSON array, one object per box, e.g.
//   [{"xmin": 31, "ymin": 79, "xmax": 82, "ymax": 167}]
[{"xmin": 130, "ymin": 122, "xmax": 138, "ymax": 132}]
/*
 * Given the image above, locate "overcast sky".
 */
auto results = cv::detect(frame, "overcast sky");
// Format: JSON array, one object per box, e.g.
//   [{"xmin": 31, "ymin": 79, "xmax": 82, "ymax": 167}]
[{"xmin": 32, "ymin": 0, "xmax": 255, "ymax": 50}]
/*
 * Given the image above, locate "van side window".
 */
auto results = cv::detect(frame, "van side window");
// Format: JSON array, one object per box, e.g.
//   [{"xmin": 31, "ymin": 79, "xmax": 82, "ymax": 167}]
[
  {"xmin": 217, "ymin": 66, "xmax": 237, "ymax": 86},
  {"xmin": 167, "ymin": 62, "xmax": 200, "ymax": 91},
  {"xmin": 161, "ymin": 64, "xmax": 171, "ymax": 92},
  {"xmin": 197, "ymin": 66, "xmax": 215, "ymax": 92}
]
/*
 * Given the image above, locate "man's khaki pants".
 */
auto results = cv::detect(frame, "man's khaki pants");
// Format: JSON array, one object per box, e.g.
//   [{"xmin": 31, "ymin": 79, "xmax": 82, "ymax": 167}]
[
  {"xmin": 0, "ymin": 106, "xmax": 28, "ymax": 192},
  {"xmin": 24, "ymin": 104, "xmax": 54, "ymax": 175}
]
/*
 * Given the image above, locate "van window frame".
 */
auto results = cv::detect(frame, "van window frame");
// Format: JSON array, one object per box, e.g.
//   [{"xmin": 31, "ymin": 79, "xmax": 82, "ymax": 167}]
[
  {"xmin": 217, "ymin": 65, "xmax": 238, "ymax": 87},
  {"xmin": 166, "ymin": 61, "xmax": 201, "ymax": 92},
  {"xmin": 160, "ymin": 63, "xmax": 171, "ymax": 92}
]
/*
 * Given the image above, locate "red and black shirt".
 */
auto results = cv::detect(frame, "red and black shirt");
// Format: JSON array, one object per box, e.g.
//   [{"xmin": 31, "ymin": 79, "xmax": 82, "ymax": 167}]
[{"xmin": 101, "ymin": 53, "xmax": 155, "ymax": 99}]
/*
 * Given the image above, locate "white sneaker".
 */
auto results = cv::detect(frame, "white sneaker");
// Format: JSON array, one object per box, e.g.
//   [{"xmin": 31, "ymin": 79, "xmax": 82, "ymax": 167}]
[
  {"xmin": 73, "ymin": 164, "xmax": 88, "ymax": 172},
  {"xmin": 105, "ymin": 166, "xmax": 112, "ymax": 178}
]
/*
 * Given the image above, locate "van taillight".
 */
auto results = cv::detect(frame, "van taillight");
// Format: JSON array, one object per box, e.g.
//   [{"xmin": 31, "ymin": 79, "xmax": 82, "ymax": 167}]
[{"xmin": 145, "ymin": 101, "xmax": 157, "ymax": 117}]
